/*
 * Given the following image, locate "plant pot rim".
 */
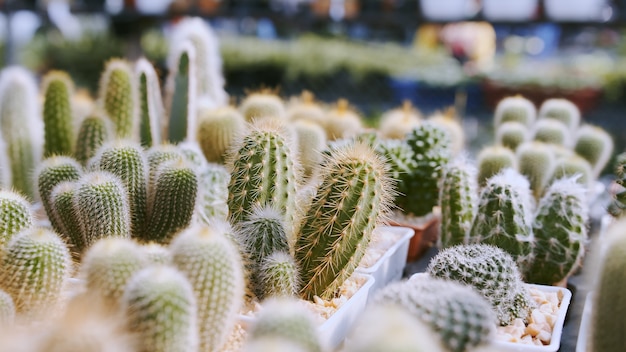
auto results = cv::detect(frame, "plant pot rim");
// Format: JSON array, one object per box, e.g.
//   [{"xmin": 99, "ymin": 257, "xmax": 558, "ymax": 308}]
[{"xmin": 356, "ymin": 225, "xmax": 414, "ymax": 273}]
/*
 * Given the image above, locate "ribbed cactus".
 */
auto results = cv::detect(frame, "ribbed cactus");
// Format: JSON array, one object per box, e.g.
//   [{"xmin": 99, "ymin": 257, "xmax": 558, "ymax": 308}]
[
  {"xmin": 246, "ymin": 298, "xmax": 321, "ymax": 352},
  {"xmin": 50, "ymin": 181, "xmax": 84, "ymax": 255},
  {"xmin": 538, "ymin": 98, "xmax": 580, "ymax": 131},
  {"xmin": 609, "ymin": 152, "xmax": 626, "ymax": 218},
  {"xmin": 80, "ymin": 237, "xmax": 147, "ymax": 306},
  {"xmin": 135, "ymin": 58, "xmax": 164, "ymax": 147},
  {"xmin": 258, "ymin": 251, "xmax": 300, "ymax": 299},
  {"xmin": 286, "ymin": 91, "xmax": 327, "ymax": 127},
  {"xmin": 73, "ymin": 171, "xmax": 131, "ymax": 247},
  {"xmin": 295, "ymin": 142, "xmax": 393, "ymax": 300},
  {"xmin": 240, "ymin": 90, "xmax": 286, "ymax": 122},
  {"xmin": 378, "ymin": 100, "xmax": 422, "ymax": 140},
  {"xmin": 427, "ymin": 244, "xmax": 533, "ymax": 326},
  {"xmin": 0, "ymin": 227, "xmax": 71, "ymax": 317},
  {"xmin": 469, "ymin": 168, "xmax": 534, "ymax": 269},
  {"xmin": 574, "ymin": 124, "xmax": 614, "ymax": 178},
  {"xmin": 0, "ymin": 290, "xmax": 15, "ymax": 325},
  {"xmin": 549, "ymin": 153, "xmax": 593, "ymax": 188},
  {"xmin": 0, "ymin": 190, "xmax": 34, "ymax": 248},
  {"xmin": 372, "ymin": 275, "xmax": 495, "ymax": 352},
  {"xmin": 516, "ymin": 141, "xmax": 556, "ymax": 200},
  {"xmin": 196, "ymin": 106, "xmax": 246, "ymax": 164},
  {"xmin": 495, "ymin": 121, "xmax": 528, "ymax": 151},
  {"xmin": 98, "ymin": 59, "xmax": 137, "ymax": 139},
  {"xmin": 439, "ymin": 158, "xmax": 477, "ymax": 248},
  {"xmin": 525, "ymin": 176, "xmax": 588, "ymax": 285},
  {"xmin": 42, "ymin": 71, "xmax": 75, "ymax": 157},
  {"xmin": 532, "ymin": 118, "xmax": 571, "ymax": 147},
  {"xmin": 476, "ymin": 145, "xmax": 517, "ymax": 187},
  {"xmin": 165, "ymin": 41, "xmax": 196, "ymax": 143},
  {"xmin": 122, "ymin": 265, "xmax": 198, "ymax": 352},
  {"xmin": 146, "ymin": 144, "xmax": 184, "ymax": 186},
  {"xmin": 74, "ymin": 114, "xmax": 111, "ymax": 166},
  {"xmin": 142, "ymin": 242, "xmax": 172, "ymax": 265},
  {"xmin": 494, "ymin": 95, "xmax": 536, "ymax": 128},
  {"xmin": 92, "ymin": 141, "xmax": 148, "ymax": 239},
  {"xmin": 324, "ymin": 99, "xmax": 364, "ymax": 141},
  {"xmin": 170, "ymin": 223, "xmax": 245, "ymax": 352},
  {"xmin": 146, "ymin": 158, "xmax": 198, "ymax": 244},
  {"xmin": 292, "ymin": 119, "xmax": 327, "ymax": 177},
  {"xmin": 375, "ymin": 139, "xmax": 416, "ymax": 181},
  {"xmin": 196, "ymin": 162, "xmax": 230, "ymax": 223}
]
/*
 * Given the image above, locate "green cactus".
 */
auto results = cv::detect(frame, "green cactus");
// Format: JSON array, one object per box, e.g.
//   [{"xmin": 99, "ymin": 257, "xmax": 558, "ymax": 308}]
[
  {"xmin": 375, "ymin": 139, "xmax": 416, "ymax": 182},
  {"xmin": 240, "ymin": 90, "xmax": 286, "ymax": 122},
  {"xmin": 142, "ymin": 242, "xmax": 172, "ymax": 265},
  {"xmin": 247, "ymin": 298, "xmax": 321, "ymax": 352},
  {"xmin": 372, "ymin": 275, "xmax": 495, "ymax": 352},
  {"xmin": 177, "ymin": 141, "xmax": 208, "ymax": 170},
  {"xmin": 98, "ymin": 59, "xmax": 137, "ymax": 139},
  {"xmin": 0, "ymin": 227, "xmax": 71, "ymax": 317},
  {"xmin": 237, "ymin": 205, "xmax": 290, "ymax": 267},
  {"xmin": 196, "ymin": 162, "xmax": 230, "ymax": 223},
  {"xmin": 74, "ymin": 114, "xmax": 111, "ymax": 166},
  {"xmin": 532, "ymin": 118, "xmax": 571, "ymax": 147},
  {"xmin": 538, "ymin": 98, "xmax": 580, "ymax": 131},
  {"xmin": 196, "ymin": 106, "xmax": 246, "ymax": 164},
  {"xmin": 170, "ymin": 223, "xmax": 245, "ymax": 352},
  {"xmin": 0, "ymin": 135, "xmax": 10, "ymax": 188},
  {"xmin": 122, "ymin": 265, "xmax": 198, "ymax": 352},
  {"xmin": 439, "ymin": 158, "xmax": 477, "ymax": 248},
  {"xmin": 525, "ymin": 176, "xmax": 588, "ymax": 285},
  {"xmin": 50, "ymin": 181, "xmax": 84, "ymax": 256},
  {"xmin": 42, "ymin": 71, "xmax": 76, "ymax": 157},
  {"xmin": 378, "ymin": 101, "xmax": 422, "ymax": 140},
  {"xmin": 427, "ymin": 244, "xmax": 534, "ymax": 326},
  {"xmin": 494, "ymin": 95, "xmax": 536, "ymax": 128},
  {"xmin": 258, "ymin": 251, "xmax": 300, "ymax": 299},
  {"xmin": 292, "ymin": 119, "xmax": 327, "ymax": 178},
  {"xmin": 146, "ymin": 144, "xmax": 185, "ymax": 187},
  {"xmin": 429, "ymin": 110, "xmax": 465, "ymax": 156},
  {"xmin": 476, "ymin": 145, "xmax": 517, "ymax": 187},
  {"xmin": 516, "ymin": 142, "xmax": 556, "ymax": 200},
  {"xmin": 324, "ymin": 99, "xmax": 364, "ymax": 141},
  {"xmin": 0, "ymin": 190, "xmax": 34, "ymax": 248},
  {"xmin": 136, "ymin": 58, "xmax": 164, "ymax": 147},
  {"xmin": 0, "ymin": 289, "xmax": 15, "ymax": 325},
  {"xmin": 495, "ymin": 121, "xmax": 528, "ymax": 151},
  {"xmin": 609, "ymin": 152, "xmax": 626, "ymax": 218},
  {"xmin": 469, "ymin": 168, "xmax": 534, "ymax": 269},
  {"xmin": 549, "ymin": 153, "xmax": 593, "ymax": 189},
  {"xmin": 295, "ymin": 142, "xmax": 393, "ymax": 300},
  {"xmin": 73, "ymin": 171, "xmax": 131, "ymax": 247},
  {"xmin": 165, "ymin": 42, "xmax": 196, "ymax": 144},
  {"xmin": 574, "ymin": 124, "xmax": 614, "ymax": 178}
]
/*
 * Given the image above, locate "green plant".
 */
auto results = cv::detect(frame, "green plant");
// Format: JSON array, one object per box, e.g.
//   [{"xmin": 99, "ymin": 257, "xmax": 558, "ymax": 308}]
[
  {"xmin": 50, "ymin": 181, "xmax": 83, "ymax": 256},
  {"xmin": 532, "ymin": 119, "xmax": 571, "ymax": 147},
  {"xmin": 292, "ymin": 119, "xmax": 327, "ymax": 177},
  {"xmin": 165, "ymin": 42, "xmax": 196, "ymax": 144},
  {"xmin": 324, "ymin": 99, "xmax": 364, "ymax": 141},
  {"xmin": 74, "ymin": 114, "xmax": 111, "ymax": 166},
  {"xmin": 258, "ymin": 251, "xmax": 300, "ymax": 299},
  {"xmin": 549, "ymin": 153, "xmax": 593, "ymax": 188},
  {"xmin": 495, "ymin": 121, "xmax": 528, "ymax": 151},
  {"xmin": 429, "ymin": 110, "xmax": 465, "ymax": 156},
  {"xmin": 42, "ymin": 71, "xmax": 76, "ymax": 157},
  {"xmin": 135, "ymin": 58, "xmax": 164, "ymax": 147},
  {"xmin": 145, "ymin": 144, "xmax": 185, "ymax": 187},
  {"xmin": 609, "ymin": 152, "xmax": 626, "ymax": 218},
  {"xmin": 0, "ymin": 290, "xmax": 14, "ymax": 325},
  {"xmin": 494, "ymin": 95, "xmax": 536, "ymax": 129},
  {"xmin": 439, "ymin": 157, "xmax": 477, "ymax": 248},
  {"xmin": 0, "ymin": 190, "xmax": 34, "ymax": 248},
  {"xmin": 538, "ymin": 98, "xmax": 580, "ymax": 131},
  {"xmin": 378, "ymin": 101, "xmax": 422, "ymax": 140},
  {"xmin": 476, "ymin": 146, "xmax": 517, "ymax": 187},
  {"xmin": 196, "ymin": 162, "xmax": 230, "ymax": 223},
  {"xmin": 240, "ymin": 90, "xmax": 286, "ymax": 122},
  {"xmin": 573, "ymin": 124, "xmax": 614, "ymax": 177},
  {"xmin": 515, "ymin": 142, "xmax": 555, "ymax": 200},
  {"xmin": 98, "ymin": 59, "xmax": 137, "ymax": 139},
  {"xmin": 196, "ymin": 106, "xmax": 246, "ymax": 164}
]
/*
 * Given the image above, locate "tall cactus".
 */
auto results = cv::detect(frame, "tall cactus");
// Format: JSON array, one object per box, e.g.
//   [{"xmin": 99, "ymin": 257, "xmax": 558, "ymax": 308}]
[
  {"xmin": 516, "ymin": 141, "xmax": 556, "ymax": 200},
  {"xmin": 573, "ymin": 124, "xmax": 614, "ymax": 178},
  {"xmin": 495, "ymin": 121, "xmax": 528, "ymax": 151},
  {"xmin": 74, "ymin": 114, "xmax": 111, "ymax": 166},
  {"xmin": 165, "ymin": 41, "xmax": 196, "ymax": 144},
  {"xmin": 42, "ymin": 71, "xmax": 75, "ymax": 157},
  {"xmin": 494, "ymin": 95, "xmax": 536, "ymax": 128},
  {"xmin": 439, "ymin": 157, "xmax": 477, "ymax": 248},
  {"xmin": 50, "ymin": 181, "xmax": 84, "ymax": 256},
  {"xmin": 135, "ymin": 58, "xmax": 164, "ymax": 147},
  {"xmin": 538, "ymin": 98, "xmax": 580, "ymax": 131},
  {"xmin": 295, "ymin": 142, "xmax": 393, "ymax": 300},
  {"xmin": 0, "ymin": 190, "xmax": 34, "ymax": 248},
  {"xmin": 98, "ymin": 59, "xmax": 137, "ymax": 140}
]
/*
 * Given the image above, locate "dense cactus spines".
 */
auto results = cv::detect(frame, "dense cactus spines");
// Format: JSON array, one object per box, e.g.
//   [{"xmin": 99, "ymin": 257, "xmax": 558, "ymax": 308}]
[
  {"xmin": 292, "ymin": 119, "xmax": 327, "ymax": 177},
  {"xmin": 525, "ymin": 176, "xmax": 588, "ymax": 285},
  {"xmin": 427, "ymin": 244, "xmax": 533, "ymax": 326},
  {"xmin": 0, "ymin": 190, "xmax": 34, "ymax": 248},
  {"xmin": 170, "ymin": 223, "xmax": 245, "ymax": 352},
  {"xmin": 73, "ymin": 171, "xmax": 131, "ymax": 247},
  {"xmin": 142, "ymin": 242, "xmax": 172, "ymax": 265},
  {"xmin": 469, "ymin": 169, "xmax": 534, "ymax": 268},
  {"xmin": 574, "ymin": 124, "xmax": 614, "ymax": 177},
  {"xmin": 495, "ymin": 121, "xmax": 528, "ymax": 151},
  {"xmin": 439, "ymin": 158, "xmax": 477, "ymax": 248},
  {"xmin": 165, "ymin": 42, "xmax": 196, "ymax": 144},
  {"xmin": 516, "ymin": 142, "xmax": 555, "ymax": 200},
  {"xmin": 532, "ymin": 118, "xmax": 571, "ymax": 147},
  {"xmin": 0, "ymin": 135, "xmax": 10, "ymax": 188},
  {"xmin": 295, "ymin": 142, "xmax": 393, "ymax": 300},
  {"xmin": 0, "ymin": 290, "xmax": 15, "ymax": 325},
  {"xmin": 238, "ymin": 205, "xmax": 290, "ymax": 267},
  {"xmin": 240, "ymin": 91, "xmax": 286, "ymax": 122},
  {"xmin": 375, "ymin": 139, "xmax": 416, "ymax": 181},
  {"xmin": 324, "ymin": 99, "xmax": 363, "ymax": 141},
  {"xmin": 146, "ymin": 144, "xmax": 185, "ymax": 185},
  {"xmin": 196, "ymin": 162, "xmax": 230, "ymax": 223},
  {"xmin": 378, "ymin": 101, "xmax": 422, "ymax": 140},
  {"xmin": 75, "ymin": 114, "xmax": 111, "ymax": 166},
  {"xmin": 494, "ymin": 95, "xmax": 536, "ymax": 128},
  {"xmin": 247, "ymin": 298, "xmax": 321, "ymax": 352},
  {"xmin": 196, "ymin": 106, "xmax": 246, "ymax": 164},
  {"xmin": 136, "ymin": 58, "xmax": 164, "ymax": 147},
  {"xmin": 50, "ymin": 181, "xmax": 84, "ymax": 255},
  {"xmin": 259, "ymin": 251, "xmax": 300, "ymax": 299},
  {"xmin": 538, "ymin": 98, "xmax": 581, "ymax": 131},
  {"xmin": 42, "ymin": 71, "xmax": 75, "ymax": 157},
  {"xmin": 476, "ymin": 146, "xmax": 517, "ymax": 187},
  {"xmin": 372, "ymin": 275, "xmax": 495, "ymax": 352},
  {"xmin": 36, "ymin": 156, "xmax": 83, "ymax": 232},
  {"xmin": 0, "ymin": 227, "xmax": 71, "ymax": 317},
  {"xmin": 122, "ymin": 266, "xmax": 198, "ymax": 352},
  {"xmin": 98, "ymin": 59, "xmax": 137, "ymax": 139}
]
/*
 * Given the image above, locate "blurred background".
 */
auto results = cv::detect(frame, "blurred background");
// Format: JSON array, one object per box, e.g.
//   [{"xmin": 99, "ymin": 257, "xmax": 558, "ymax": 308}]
[{"xmin": 2, "ymin": 0, "xmax": 626, "ymax": 159}]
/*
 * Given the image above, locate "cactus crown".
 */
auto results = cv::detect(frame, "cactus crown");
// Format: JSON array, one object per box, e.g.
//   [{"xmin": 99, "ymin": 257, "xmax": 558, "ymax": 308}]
[
  {"xmin": 75, "ymin": 114, "xmax": 112, "ymax": 166},
  {"xmin": 378, "ymin": 100, "xmax": 422, "ymax": 140},
  {"xmin": 240, "ymin": 90, "xmax": 286, "ymax": 122},
  {"xmin": 476, "ymin": 145, "xmax": 517, "ymax": 187},
  {"xmin": 258, "ymin": 251, "xmax": 301, "ymax": 299},
  {"xmin": 165, "ymin": 41, "xmax": 197, "ymax": 144},
  {"xmin": 515, "ymin": 141, "xmax": 556, "ymax": 200},
  {"xmin": 0, "ymin": 190, "xmax": 34, "ymax": 248},
  {"xmin": 196, "ymin": 106, "xmax": 246, "ymax": 164}
]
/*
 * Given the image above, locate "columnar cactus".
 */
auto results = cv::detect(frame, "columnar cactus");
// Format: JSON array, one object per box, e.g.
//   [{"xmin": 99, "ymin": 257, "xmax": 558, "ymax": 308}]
[
  {"xmin": 0, "ymin": 290, "xmax": 15, "ymax": 325},
  {"xmin": 240, "ymin": 90, "xmax": 286, "ymax": 122},
  {"xmin": 165, "ymin": 41, "xmax": 196, "ymax": 143},
  {"xmin": 122, "ymin": 265, "xmax": 198, "ymax": 352},
  {"xmin": 292, "ymin": 119, "xmax": 327, "ymax": 177},
  {"xmin": 98, "ymin": 59, "xmax": 137, "ymax": 139},
  {"xmin": 573, "ymin": 124, "xmax": 614, "ymax": 178},
  {"xmin": 538, "ymin": 98, "xmax": 580, "ymax": 131},
  {"xmin": 42, "ymin": 71, "xmax": 75, "ymax": 157},
  {"xmin": 532, "ymin": 118, "xmax": 571, "ymax": 147},
  {"xmin": 50, "ymin": 181, "xmax": 84, "ymax": 255},
  {"xmin": 525, "ymin": 176, "xmax": 588, "ymax": 285},
  {"xmin": 439, "ymin": 158, "xmax": 477, "ymax": 248},
  {"xmin": 372, "ymin": 275, "xmax": 495, "ymax": 352},
  {"xmin": 135, "ymin": 58, "xmax": 164, "ymax": 147},
  {"xmin": 378, "ymin": 100, "xmax": 421, "ymax": 140},
  {"xmin": 74, "ymin": 114, "xmax": 111, "ymax": 166},
  {"xmin": 495, "ymin": 121, "xmax": 528, "ymax": 151},
  {"xmin": 0, "ymin": 190, "xmax": 34, "ymax": 248},
  {"xmin": 295, "ymin": 142, "xmax": 393, "ymax": 300},
  {"xmin": 0, "ymin": 227, "xmax": 71, "ymax": 317},
  {"xmin": 427, "ymin": 244, "xmax": 534, "ymax": 326},
  {"xmin": 196, "ymin": 106, "xmax": 246, "ymax": 164},
  {"xmin": 494, "ymin": 95, "xmax": 536, "ymax": 128},
  {"xmin": 169, "ymin": 223, "xmax": 245, "ymax": 352},
  {"xmin": 516, "ymin": 142, "xmax": 556, "ymax": 200},
  {"xmin": 324, "ymin": 99, "xmax": 364, "ymax": 141},
  {"xmin": 146, "ymin": 144, "xmax": 184, "ymax": 186},
  {"xmin": 549, "ymin": 153, "xmax": 593, "ymax": 188},
  {"xmin": 258, "ymin": 251, "xmax": 300, "ymax": 299},
  {"xmin": 196, "ymin": 162, "xmax": 230, "ymax": 223},
  {"xmin": 476, "ymin": 146, "xmax": 517, "ymax": 187}
]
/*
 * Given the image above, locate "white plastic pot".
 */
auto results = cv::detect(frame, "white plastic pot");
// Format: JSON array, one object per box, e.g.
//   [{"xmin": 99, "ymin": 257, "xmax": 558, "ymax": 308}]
[
  {"xmin": 544, "ymin": 0, "xmax": 608, "ymax": 22},
  {"xmin": 420, "ymin": 0, "xmax": 478, "ymax": 21},
  {"xmin": 482, "ymin": 0, "xmax": 539, "ymax": 21}
]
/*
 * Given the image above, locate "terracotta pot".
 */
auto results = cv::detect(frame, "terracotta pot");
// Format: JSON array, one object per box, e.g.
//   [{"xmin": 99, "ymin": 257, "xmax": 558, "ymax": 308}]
[{"xmin": 389, "ymin": 215, "xmax": 441, "ymax": 263}]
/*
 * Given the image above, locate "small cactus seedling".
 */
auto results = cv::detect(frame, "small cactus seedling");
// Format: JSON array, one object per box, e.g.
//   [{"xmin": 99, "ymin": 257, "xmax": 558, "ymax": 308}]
[
  {"xmin": 74, "ymin": 114, "xmax": 111, "ymax": 166},
  {"xmin": 258, "ymin": 251, "xmax": 300, "ymax": 299},
  {"xmin": 378, "ymin": 100, "xmax": 421, "ymax": 140},
  {"xmin": 525, "ymin": 176, "xmax": 588, "ymax": 285},
  {"xmin": 476, "ymin": 145, "xmax": 517, "ymax": 187},
  {"xmin": 286, "ymin": 91, "xmax": 327, "ymax": 127},
  {"xmin": 538, "ymin": 98, "xmax": 580, "ymax": 131},
  {"xmin": 439, "ymin": 157, "xmax": 477, "ymax": 248},
  {"xmin": 42, "ymin": 70, "xmax": 76, "ymax": 157},
  {"xmin": 122, "ymin": 265, "xmax": 198, "ymax": 352},
  {"xmin": 495, "ymin": 121, "xmax": 528, "ymax": 151},
  {"xmin": 324, "ymin": 99, "xmax": 363, "ymax": 141},
  {"xmin": 196, "ymin": 106, "xmax": 246, "ymax": 164},
  {"xmin": 0, "ymin": 290, "xmax": 15, "ymax": 325},
  {"xmin": 240, "ymin": 90, "xmax": 286, "ymax": 122},
  {"xmin": 532, "ymin": 118, "xmax": 571, "ymax": 147},
  {"xmin": 0, "ymin": 190, "xmax": 34, "ymax": 248},
  {"xmin": 516, "ymin": 142, "xmax": 556, "ymax": 200},
  {"xmin": 169, "ymin": 222, "xmax": 245, "ymax": 352},
  {"xmin": 573, "ymin": 124, "xmax": 614, "ymax": 178},
  {"xmin": 50, "ymin": 181, "xmax": 84, "ymax": 256},
  {"xmin": 427, "ymin": 244, "xmax": 534, "ymax": 326},
  {"xmin": 135, "ymin": 58, "xmax": 164, "ymax": 147},
  {"xmin": 165, "ymin": 41, "xmax": 197, "ymax": 143},
  {"xmin": 292, "ymin": 119, "xmax": 327, "ymax": 178},
  {"xmin": 494, "ymin": 95, "xmax": 536, "ymax": 128},
  {"xmin": 98, "ymin": 59, "xmax": 137, "ymax": 140}
]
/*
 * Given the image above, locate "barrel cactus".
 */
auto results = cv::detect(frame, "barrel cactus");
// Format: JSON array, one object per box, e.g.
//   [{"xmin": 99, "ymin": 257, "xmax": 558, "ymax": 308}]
[
  {"xmin": 324, "ymin": 99, "xmax": 363, "ymax": 141},
  {"xmin": 573, "ymin": 124, "xmax": 614, "ymax": 178},
  {"xmin": 515, "ymin": 141, "xmax": 555, "ymax": 200},
  {"xmin": 240, "ymin": 90, "xmax": 286, "ymax": 122},
  {"xmin": 196, "ymin": 106, "xmax": 245, "ymax": 164},
  {"xmin": 476, "ymin": 146, "xmax": 517, "ymax": 187},
  {"xmin": 378, "ymin": 101, "xmax": 421, "ymax": 140}
]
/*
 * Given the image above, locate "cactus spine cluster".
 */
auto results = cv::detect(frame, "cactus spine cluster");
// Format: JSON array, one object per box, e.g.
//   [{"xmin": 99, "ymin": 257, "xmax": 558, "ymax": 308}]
[
  {"xmin": 0, "ymin": 190, "xmax": 34, "ymax": 247},
  {"xmin": 196, "ymin": 106, "xmax": 246, "ymax": 163},
  {"xmin": 98, "ymin": 59, "xmax": 137, "ymax": 139},
  {"xmin": 135, "ymin": 58, "xmax": 164, "ymax": 147},
  {"xmin": 42, "ymin": 71, "xmax": 75, "ymax": 157},
  {"xmin": 494, "ymin": 95, "xmax": 536, "ymax": 128},
  {"xmin": 75, "ymin": 115, "xmax": 111, "ymax": 166},
  {"xmin": 50, "ymin": 181, "xmax": 84, "ymax": 255},
  {"xmin": 259, "ymin": 251, "xmax": 300, "ymax": 299},
  {"xmin": 495, "ymin": 121, "xmax": 528, "ymax": 151},
  {"xmin": 439, "ymin": 158, "xmax": 477, "ymax": 248}
]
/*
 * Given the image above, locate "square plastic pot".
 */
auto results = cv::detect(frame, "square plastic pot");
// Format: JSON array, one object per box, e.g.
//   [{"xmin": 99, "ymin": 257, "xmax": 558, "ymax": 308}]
[{"xmin": 389, "ymin": 214, "xmax": 440, "ymax": 263}]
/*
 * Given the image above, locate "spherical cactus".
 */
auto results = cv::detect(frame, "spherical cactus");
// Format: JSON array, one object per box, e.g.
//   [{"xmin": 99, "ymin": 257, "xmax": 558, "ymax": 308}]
[
  {"xmin": 142, "ymin": 242, "xmax": 172, "ymax": 265},
  {"xmin": 292, "ymin": 119, "xmax": 327, "ymax": 178},
  {"xmin": 74, "ymin": 114, "xmax": 111, "ymax": 166},
  {"xmin": 196, "ymin": 106, "xmax": 246, "ymax": 164},
  {"xmin": 42, "ymin": 71, "xmax": 76, "ymax": 157},
  {"xmin": 0, "ymin": 290, "xmax": 15, "ymax": 325},
  {"xmin": 324, "ymin": 99, "xmax": 363, "ymax": 141},
  {"xmin": 0, "ymin": 227, "xmax": 71, "ymax": 318},
  {"xmin": 196, "ymin": 162, "xmax": 230, "ymax": 223},
  {"xmin": 378, "ymin": 100, "xmax": 422, "ymax": 140},
  {"xmin": 135, "ymin": 58, "xmax": 164, "ymax": 147},
  {"xmin": 525, "ymin": 176, "xmax": 588, "ymax": 285},
  {"xmin": 476, "ymin": 146, "xmax": 517, "ymax": 188},
  {"xmin": 258, "ymin": 251, "xmax": 300, "ymax": 299},
  {"xmin": 427, "ymin": 244, "xmax": 533, "ymax": 326},
  {"xmin": 549, "ymin": 153, "xmax": 593, "ymax": 189},
  {"xmin": 515, "ymin": 141, "xmax": 556, "ymax": 200},
  {"xmin": 122, "ymin": 265, "xmax": 198, "ymax": 352},
  {"xmin": 428, "ymin": 109, "xmax": 465, "ymax": 156},
  {"xmin": 50, "ymin": 181, "xmax": 84, "ymax": 257},
  {"xmin": 573, "ymin": 124, "xmax": 614, "ymax": 178},
  {"xmin": 372, "ymin": 275, "xmax": 495, "ymax": 352},
  {"xmin": 538, "ymin": 98, "xmax": 580, "ymax": 131},
  {"xmin": 494, "ymin": 95, "xmax": 536, "ymax": 128},
  {"xmin": 240, "ymin": 90, "xmax": 286, "ymax": 122},
  {"xmin": 495, "ymin": 121, "xmax": 528, "ymax": 151},
  {"xmin": 532, "ymin": 118, "xmax": 571, "ymax": 147},
  {"xmin": 439, "ymin": 157, "xmax": 477, "ymax": 249},
  {"xmin": 0, "ymin": 190, "xmax": 34, "ymax": 248},
  {"xmin": 295, "ymin": 142, "xmax": 393, "ymax": 300},
  {"xmin": 165, "ymin": 41, "xmax": 197, "ymax": 144},
  {"xmin": 98, "ymin": 59, "xmax": 137, "ymax": 140},
  {"xmin": 169, "ymin": 222, "xmax": 245, "ymax": 352},
  {"xmin": 286, "ymin": 91, "xmax": 327, "ymax": 127}
]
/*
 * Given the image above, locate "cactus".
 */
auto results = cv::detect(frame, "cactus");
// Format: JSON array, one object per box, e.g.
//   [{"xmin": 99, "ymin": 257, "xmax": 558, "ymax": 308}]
[
  {"xmin": 494, "ymin": 95, "xmax": 536, "ymax": 128},
  {"xmin": 0, "ymin": 190, "xmax": 34, "ymax": 248},
  {"xmin": 324, "ymin": 99, "xmax": 363, "ymax": 141},
  {"xmin": 573, "ymin": 124, "xmax": 614, "ymax": 178},
  {"xmin": 146, "ymin": 158, "xmax": 198, "ymax": 244},
  {"xmin": 165, "ymin": 41, "xmax": 196, "ymax": 143},
  {"xmin": 372, "ymin": 275, "xmax": 495, "ymax": 352},
  {"xmin": 0, "ymin": 134, "xmax": 10, "ymax": 188},
  {"xmin": 439, "ymin": 157, "xmax": 477, "ymax": 248},
  {"xmin": 135, "ymin": 58, "xmax": 164, "ymax": 147},
  {"xmin": 538, "ymin": 98, "xmax": 580, "ymax": 131},
  {"xmin": 50, "ymin": 181, "xmax": 84, "ymax": 256},
  {"xmin": 476, "ymin": 145, "xmax": 517, "ymax": 187},
  {"xmin": 0, "ymin": 227, "xmax": 71, "ymax": 317},
  {"xmin": 122, "ymin": 265, "xmax": 198, "ymax": 352},
  {"xmin": 427, "ymin": 244, "xmax": 533, "ymax": 326},
  {"xmin": 92, "ymin": 141, "xmax": 148, "ymax": 239},
  {"xmin": 258, "ymin": 251, "xmax": 300, "ymax": 299},
  {"xmin": 0, "ymin": 290, "xmax": 14, "ymax": 325},
  {"xmin": 525, "ymin": 176, "xmax": 588, "ymax": 285},
  {"xmin": 142, "ymin": 242, "xmax": 172, "ymax": 265},
  {"xmin": 292, "ymin": 119, "xmax": 327, "ymax": 177},
  {"xmin": 177, "ymin": 140, "xmax": 208, "ymax": 170},
  {"xmin": 549, "ymin": 153, "xmax": 593, "ymax": 188},
  {"xmin": 286, "ymin": 91, "xmax": 327, "ymax": 127},
  {"xmin": 495, "ymin": 121, "xmax": 528, "ymax": 151},
  {"xmin": 429, "ymin": 109, "xmax": 465, "ymax": 156},
  {"xmin": 75, "ymin": 114, "xmax": 111, "ymax": 166},
  {"xmin": 378, "ymin": 100, "xmax": 421, "ymax": 140},
  {"xmin": 98, "ymin": 59, "xmax": 137, "ymax": 139},
  {"xmin": 247, "ymin": 298, "xmax": 321, "ymax": 352},
  {"xmin": 169, "ymin": 223, "xmax": 245, "ymax": 352},
  {"xmin": 196, "ymin": 162, "xmax": 230, "ymax": 223},
  {"xmin": 196, "ymin": 106, "xmax": 246, "ymax": 164},
  {"xmin": 516, "ymin": 142, "xmax": 556, "ymax": 200},
  {"xmin": 295, "ymin": 142, "xmax": 393, "ymax": 300},
  {"xmin": 609, "ymin": 152, "xmax": 626, "ymax": 218},
  {"xmin": 469, "ymin": 168, "xmax": 534, "ymax": 269},
  {"xmin": 532, "ymin": 118, "xmax": 571, "ymax": 147},
  {"xmin": 73, "ymin": 171, "xmax": 131, "ymax": 247},
  {"xmin": 42, "ymin": 71, "xmax": 75, "ymax": 157},
  {"xmin": 240, "ymin": 90, "xmax": 286, "ymax": 122},
  {"xmin": 146, "ymin": 144, "xmax": 185, "ymax": 186},
  {"xmin": 375, "ymin": 139, "xmax": 416, "ymax": 182},
  {"xmin": 80, "ymin": 237, "xmax": 147, "ymax": 306}
]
